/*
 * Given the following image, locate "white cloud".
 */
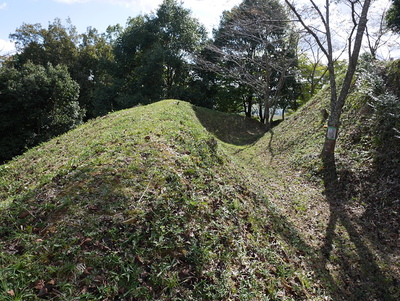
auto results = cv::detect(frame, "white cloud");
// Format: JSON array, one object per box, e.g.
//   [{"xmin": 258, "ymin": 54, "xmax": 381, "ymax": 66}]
[
  {"xmin": 0, "ymin": 39, "xmax": 15, "ymax": 56},
  {"xmin": 0, "ymin": 2, "xmax": 7, "ymax": 10},
  {"xmin": 54, "ymin": 0, "xmax": 161, "ymax": 9},
  {"xmin": 54, "ymin": 0, "xmax": 89, "ymax": 3},
  {"xmin": 51, "ymin": 0, "xmax": 240, "ymax": 33}
]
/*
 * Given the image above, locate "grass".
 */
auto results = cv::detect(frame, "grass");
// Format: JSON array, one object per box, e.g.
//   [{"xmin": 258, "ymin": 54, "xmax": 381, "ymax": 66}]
[
  {"xmin": 0, "ymin": 93, "xmax": 399, "ymax": 301},
  {"xmin": 0, "ymin": 100, "xmax": 313, "ymax": 300},
  {"xmin": 222, "ymin": 85, "xmax": 400, "ymax": 301}
]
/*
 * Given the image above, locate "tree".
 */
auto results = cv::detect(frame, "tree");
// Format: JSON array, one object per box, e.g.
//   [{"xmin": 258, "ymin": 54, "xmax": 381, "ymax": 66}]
[
  {"xmin": 285, "ymin": 0, "xmax": 372, "ymax": 171},
  {"xmin": 386, "ymin": 0, "xmax": 400, "ymax": 33},
  {"xmin": 112, "ymin": 0, "xmax": 207, "ymax": 108},
  {"xmin": 364, "ymin": 1, "xmax": 398, "ymax": 60},
  {"xmin": 9, "ymin": 18, "xmax": 117, "ymax": 119},
  {"xmin": 76, "ymin": 26, "xmax": 115, "ymax": 118},
  {"xmin": 198, "ymin": 0, "xmax": 299, "ymax": 127},
  {"xmin": 0, "ymin": 62, "xmax": 83, "ymax": 162},
  {"xmin": 10, "ymin": 18, "xmax": 79, "ymax": 69},
  {"xmin": 297, "ymin": 36, "xmax": 329, "ymax": 103}
]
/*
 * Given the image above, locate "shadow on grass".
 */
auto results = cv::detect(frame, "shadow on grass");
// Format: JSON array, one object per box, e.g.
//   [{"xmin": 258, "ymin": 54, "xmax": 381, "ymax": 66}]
[
  {"xmin": 193, "ymin": 105, "xmax": 266, "ymax": 146},
  {"xmin": 251, "ymin": 165, "xmax": 398, "ymax": 300},
  {"xmin": 231, "ymin": 140, "xmax": 398, "ymax": 299},
  {"xmin": 317, "ymin": 161, "xmax": 398, "ymax": 300}
]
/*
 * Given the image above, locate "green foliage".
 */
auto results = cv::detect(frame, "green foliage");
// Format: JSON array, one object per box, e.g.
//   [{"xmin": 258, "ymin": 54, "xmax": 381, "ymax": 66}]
[
  {"xmin": 355, "ymin": 56, "xmax": 400, "ymax": 146},
  {"xmin": 386, "ymin": 0, "xmax": 400, "ymax": 33},
  {"xmin": 11, "ymin": 18, "xmax": 79, "ymax": 70},
  {"xmin": 206, "ymin": 0, "xmax": 301, "ymax": 122},
  {"xmin": 111, "ymin": 0, "xmax": 207, "ymax": 109},
  {"xmin": 297, "ymin": 54, "xmax": 329, "ymax": 104},
  {"xmin": 0, "ymin": 62, "xmax": 83, "ymax": 162},
  {"xmin": 75, "ymin": 27, "xmax": 115, "ymax": 119},
  {"xmin": 9, "ymin": 18, "xmax": 117, "ymax": 120}
]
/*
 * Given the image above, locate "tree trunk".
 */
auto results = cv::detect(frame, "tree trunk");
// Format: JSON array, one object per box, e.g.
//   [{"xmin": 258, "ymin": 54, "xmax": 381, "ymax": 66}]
[
  {"xmin": 263, "ymin": 54, "xmax": 271, "ymax": 128},
  {"xmin": 259, "ymin": 102, "xmax": 264, "ymax": 123},
  {"xmin": 321, "ymin": 0, "xmax": 371, "ymax": 169},
  {"xmin": 264, "ymin": 94, "xmax": 270, "ymax": 129},
  {"xmin": 245, "ymin": 93, "xmax": 252, "ymax": 118}
]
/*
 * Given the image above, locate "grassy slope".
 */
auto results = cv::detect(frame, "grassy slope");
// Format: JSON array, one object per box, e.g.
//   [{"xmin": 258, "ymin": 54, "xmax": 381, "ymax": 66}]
[
  {"xmin": 226, "ymin": 85, "xmax": 400, "ymax": 301},
  {"xmin": 1, "ymin": 100, "xmax": 316, "ymax": 301},
  {"xmin": 0, "ymin": 92, "xmax": 398, "ymax": 301}
]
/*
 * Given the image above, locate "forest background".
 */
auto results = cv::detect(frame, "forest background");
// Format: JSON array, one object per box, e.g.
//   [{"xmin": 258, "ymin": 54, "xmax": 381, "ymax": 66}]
[{"xmin": 1, "ymin": 0, "xmax": 400, "ymax": 163}]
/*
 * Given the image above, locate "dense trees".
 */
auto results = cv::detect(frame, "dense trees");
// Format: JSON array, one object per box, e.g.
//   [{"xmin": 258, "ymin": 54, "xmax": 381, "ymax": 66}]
[
  {"xmin": 4, "ymin": 0, "xmax": 388, "ymax": 163},
  {"xmin": 111, "ymin": 0, "xmax": 207, "ymax": 109},
  {"xmin": 0, "ymin": 62, "xmax": 82, "ymax": 162},
  {"xmin": 10, "ymin": 19, "xmax": 113, "ymax": 119},
  {"xmin": 387, "ymin": 0, "xmax": 400, "ymax": 33}
]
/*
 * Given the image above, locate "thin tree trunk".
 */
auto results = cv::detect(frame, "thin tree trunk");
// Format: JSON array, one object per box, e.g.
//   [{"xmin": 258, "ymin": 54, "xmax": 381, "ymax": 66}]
[
  {"xmin": 269, "ymin": 69, "xmax": 287, "ymax": 125},
  {"xmin": 264, "ymin": 54, "xmax": 271, "ymax": 128},
  {"xmin": 245, "ymin": 93, "xmax": 252, "ymax": 118},
  {"xmin": 321, "ymin": 0, "xmax": 371, "ymax": 168}
]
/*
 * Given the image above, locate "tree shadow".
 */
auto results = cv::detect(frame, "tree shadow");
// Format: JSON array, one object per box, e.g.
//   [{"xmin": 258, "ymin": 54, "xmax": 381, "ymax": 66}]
[
  {"xmin": 193, "ymin": 105, "xmax": 266, "ymax": 146},
  {"xmin": 267, "ymin": 129, "xmax": 276, "ymax": 161},
  {"xmin": 319, "ymin": 160, "xmax": 398, "ymax": 300}
]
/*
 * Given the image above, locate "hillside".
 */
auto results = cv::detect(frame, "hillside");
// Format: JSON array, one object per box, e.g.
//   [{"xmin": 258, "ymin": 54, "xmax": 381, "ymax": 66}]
[
  {"xmin": 0, "ymin": 100, "xmax": 310, "ymax": 301},
  {"xmin": 1, "ymin": 93, "xmax": 399, "ymax": 301},
  {"xmin": 224, "ymin": 82, "xmax": 400, "ymax": 300}
]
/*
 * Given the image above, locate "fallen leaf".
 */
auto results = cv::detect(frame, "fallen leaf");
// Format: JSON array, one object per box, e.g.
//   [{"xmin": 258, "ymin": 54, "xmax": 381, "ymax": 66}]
[
  {"xmin": 80, "ymin": 237, "xmax": 92, "ymax": 245},
  {"xmin": 37, "ymin": 286, "xmax": 49, "ymax": 297},
  {"xmin": 35, "ymin": 279, "xmax": 56, "ymax": 298},
  {"xmin": 37, "ymin": 280, "xmax": 55, "ymax": 298},
  {"xmin": 135, "ymin": 255, "xmax": 144, "ymax": 264},
  {"xmin": 7, "ymin": 290, "xmax": 15, "ymax": 296},
  {"xmin": 34, "ymin": 279, "xmax": 45, "ymax": 290},
  {"xmin": 19, "ymin": 211, "xmax": 30, "ymax": 219}
]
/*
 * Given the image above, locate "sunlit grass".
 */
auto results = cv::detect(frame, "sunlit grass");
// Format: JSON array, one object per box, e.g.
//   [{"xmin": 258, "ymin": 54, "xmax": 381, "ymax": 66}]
[
  {"xmin": 0, "ymin": 100, "xmax": 313, "ymax": 300},
  {"xmin": 1, "ymin": 95, "xmax": 398, "ymax": 301}
]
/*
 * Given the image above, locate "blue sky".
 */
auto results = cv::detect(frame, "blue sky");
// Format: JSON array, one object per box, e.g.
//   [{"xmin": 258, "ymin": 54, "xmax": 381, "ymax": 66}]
[
  {"xmin": 1, "ymin": 0, "xmax": 398, "ymax": 60},
  {"xmin": 0, "ymin": 0, "xmax": 241, "ymax": 55}
]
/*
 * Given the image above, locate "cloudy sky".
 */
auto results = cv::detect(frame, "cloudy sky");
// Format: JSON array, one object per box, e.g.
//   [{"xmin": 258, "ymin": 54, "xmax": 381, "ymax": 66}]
[{"xmin": 0, "ymin": 0, "xmax": 242, "ymax": 55}]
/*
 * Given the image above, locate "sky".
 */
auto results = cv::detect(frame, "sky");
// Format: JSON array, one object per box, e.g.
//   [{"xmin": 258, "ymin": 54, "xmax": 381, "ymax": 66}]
[
  {"xmin": 1, "ymin": 0, "xmax": 398, "ymax": 59},
  {"xmin": 0, "ymin": 0, "xmax": 242, "ymax": 55}
]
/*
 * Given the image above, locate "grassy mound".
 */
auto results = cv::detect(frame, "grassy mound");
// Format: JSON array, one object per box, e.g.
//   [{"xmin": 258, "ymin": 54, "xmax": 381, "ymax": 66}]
[
  {"xmin": 1, "ymin": 100, "xmax": 312, "ymax": 300},
  {"xmin": 1, "ymin": 79, "xmax": 398, "ymax": 301},
  {"xmin": 227, "ymin": 75, "xmax": 400, "ymax": 300}
]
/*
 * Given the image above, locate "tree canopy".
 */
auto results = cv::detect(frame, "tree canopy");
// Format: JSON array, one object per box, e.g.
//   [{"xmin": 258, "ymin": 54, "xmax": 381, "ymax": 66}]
[
  {"xmin": 198, "ymin": 0, "xmax": 300, "ymax": 126},
  {"xmin": 386, "ymin": 0, "xmax": 400, "ymax": 33},
  {"xmin": 112, "ymin": 0, "xmax": 207, "ymax": 108},
  {"xmin": 0, "ymin": 62, "xmax": 82, "ymax": 162}
]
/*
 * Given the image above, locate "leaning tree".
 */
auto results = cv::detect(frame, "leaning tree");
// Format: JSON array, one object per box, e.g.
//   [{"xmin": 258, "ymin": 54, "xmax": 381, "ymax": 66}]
[{"xmin": 285, "ymin": 0, "xmax": 372, "ymax": 172}]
